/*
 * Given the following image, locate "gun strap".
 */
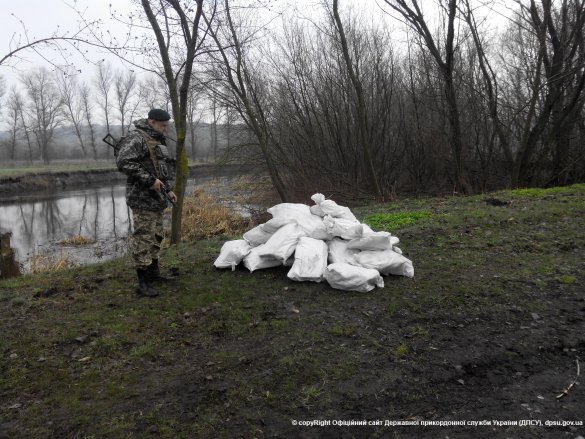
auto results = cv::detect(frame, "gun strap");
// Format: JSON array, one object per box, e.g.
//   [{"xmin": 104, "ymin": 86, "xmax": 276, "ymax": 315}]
[{"xmin": 135, "ymin": 130, "xmax": 161, "ymax": 179}]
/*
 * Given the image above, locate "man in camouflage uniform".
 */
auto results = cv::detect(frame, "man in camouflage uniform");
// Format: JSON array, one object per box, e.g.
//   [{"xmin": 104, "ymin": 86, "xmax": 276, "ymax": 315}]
[{"xmin": 116, "ymin": 109, "xmax": 178, "ymax": 297}]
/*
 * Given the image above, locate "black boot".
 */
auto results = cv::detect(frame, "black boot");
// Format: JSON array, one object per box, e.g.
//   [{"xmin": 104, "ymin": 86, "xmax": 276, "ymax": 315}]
[
  {"xmin": 148, "ymin": 259, "xmax": 176, "ymax": 283},
  {"xmin": 136, "ymin": 268, "xmax": 159, "ymax": 297}
]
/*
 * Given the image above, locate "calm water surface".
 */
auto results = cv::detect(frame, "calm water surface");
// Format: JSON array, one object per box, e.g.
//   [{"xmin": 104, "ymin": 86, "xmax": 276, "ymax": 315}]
[{"xmin": 0, "ymin": 175, "xmax": 246, "ymax": 273}]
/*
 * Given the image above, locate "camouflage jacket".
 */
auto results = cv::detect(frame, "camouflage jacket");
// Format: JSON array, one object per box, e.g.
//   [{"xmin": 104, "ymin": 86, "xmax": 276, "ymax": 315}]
[{"xmin": 116, "ymin": 119, "xmax": 174, "ymax": 212}]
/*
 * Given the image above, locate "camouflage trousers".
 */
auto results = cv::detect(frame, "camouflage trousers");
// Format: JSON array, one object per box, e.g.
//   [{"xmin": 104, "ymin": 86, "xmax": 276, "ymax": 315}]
[{"xmin": 129, "ymin": 208, "xmax": 164, "ymax": 269}]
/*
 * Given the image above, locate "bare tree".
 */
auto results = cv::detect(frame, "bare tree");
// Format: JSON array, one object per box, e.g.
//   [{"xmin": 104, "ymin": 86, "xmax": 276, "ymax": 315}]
[
  {"xmin": 382, "ymin": 0, "xmax": 473, "ymax": 194},
  {"xmin": 5, "ymin": 87, "xmax": 23, "ymax": 161},
  {"xmin": 459, "ymin": 0, "xmax": 512, "ymax": 185},
  {"xmin": 478, "ymin": 0, "xmax": 585, "ymax": 187},
  {"xmin": 1, "ymin": 13, "xmax": 104, "ymax": 70},
  {"xmin": 94, "ymin": 61, "xmax": 114, "ymax": 158},
  {"xmin": 331, "ymin": 0, "xmax": 383, "ymax": 199},
  {"xmin": 210, "ymin": 95, "xmax": 223, "ymax": 162},
  {"xmin": 20, "ymin": 68, "xmax": 64, "ymax": 164},
  {"xmin": 68, "ymin": 0, "xmax": 209, "ymax": 242},
  {"xmin": 186, "ymin": 86, "xmax": 203, "ymax": 161},
  {"xmin": 204, "ymin": 0, "xmax": 289, "ymax": 201},
  {"xmin": 0, "ymin": 76, "xmax": 5, "ymax": 103},
  {"xmin": 57, "ymin": 75, "xmax": 87, "ymax": 158},
  {"xmin": 139, "ymin": 0, "xmax": 207, "ymax": 243},
  {"xmin": 223, "ymin": 103, "xmax": 237, "ymax": 154},
  {"xmin": 79, "ymin": 82, "xmax": 98, "ymax": 160},
  {"xmin": 19, "ymin": 102, "xmax": 36, "ymax": 163},
  {"xmin": 138, "ymin": 74, "xmax": 170, "ymax": 110},
  {"xmin": 114, "ymin": 69, "xmax": 138, "ymax": 135},
  {"xmin": 525, "ymin": 0, "xmax": 585, "ymax": 185}
]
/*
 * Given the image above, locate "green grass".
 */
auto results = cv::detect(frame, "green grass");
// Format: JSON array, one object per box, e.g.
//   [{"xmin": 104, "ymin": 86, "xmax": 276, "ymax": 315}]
[
  {"xmin": 505, "ymin": 184, "xmax": 585, "ymax": 197},
  {"xmin": 363, "ymin": 211, "xmax": 432, "ymax": 232},
  {"xmin": 328, "ymin": 324, "xmax": 355, "ymax": 337},
  {"xmin": 0, "ymin": 161, "xmax": 116, "ymax": 178},
  {"xmin": 558, "ymin": 275, "xmax": 577, "ymax": 284},
  {"xmin": 394, "ymin": 343, "xmax": 410, "ymax": 358}
]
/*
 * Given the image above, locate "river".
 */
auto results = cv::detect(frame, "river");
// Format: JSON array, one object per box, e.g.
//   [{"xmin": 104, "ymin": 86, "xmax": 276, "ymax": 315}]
[{"xmin": 0, "ymin": 172, "xmax": 255, "ymax": 277}]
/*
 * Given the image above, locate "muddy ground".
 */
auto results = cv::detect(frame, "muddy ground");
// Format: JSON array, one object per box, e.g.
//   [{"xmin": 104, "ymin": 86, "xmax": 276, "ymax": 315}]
[{"xmin": 1, "ymin": 185, "xmax": 584, "ymax": 438}]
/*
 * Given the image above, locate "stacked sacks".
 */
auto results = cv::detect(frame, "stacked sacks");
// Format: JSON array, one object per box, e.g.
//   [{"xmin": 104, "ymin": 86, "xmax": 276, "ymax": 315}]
[{"xmin": 214, "ymin": 194, "xmax": 414, "ymax": 292}]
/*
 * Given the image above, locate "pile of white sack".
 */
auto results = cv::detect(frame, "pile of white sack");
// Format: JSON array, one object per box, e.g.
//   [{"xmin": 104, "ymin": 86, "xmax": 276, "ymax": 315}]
[{"xmin": 213, "ymin": 193, "xmax": 414, "ymax": 292}]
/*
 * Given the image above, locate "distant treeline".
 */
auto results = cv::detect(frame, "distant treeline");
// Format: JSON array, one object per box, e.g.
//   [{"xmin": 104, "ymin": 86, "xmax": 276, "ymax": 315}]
[
  {"xmin": 0, "ymin": 120, "xmax": 239, "ymax": 163},
  {"xmin": 0, "ymin": 63, "xmax": 244, "ymax": 165}
]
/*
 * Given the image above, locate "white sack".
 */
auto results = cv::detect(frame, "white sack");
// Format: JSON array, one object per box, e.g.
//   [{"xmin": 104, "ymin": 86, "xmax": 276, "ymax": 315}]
[
  {"xmin": 310, "ymin": 193, "xmax": 358, "ymax": 221},
  {"xmin": 351, "ymin": 224, "xmax": 399, "ymax": 250},
  {"xmin": 310, "ymin": 204, "xmax": 325, "ymax": 217},
  {"xmin": 243, "ymin": 225, "xmax": 272, "ymax": 247},
  {"xmin": 262, "ymin": 217, "xmax": 297, "ymax": 234},
  {"xmin": 268, "ymin": 203, "xmax": 312, "ymax": 218},
  {"xmin": 347, "ymin": 231, "xmax": 395, "ymax": 251},
  {"xmin": 362, "ymin": 224, "xmax": 399, "ymax": 246},
  {"xmin": 327, "ymin": 238, "xmax": 360, "ymax": 264},
  {"xmin": 309, "ymin": 193, "xmax": 326, "ymax": 216},
  {"xmin": 323, "ymin": 216, "xmax": 363, "ymax": 240},
  {"xmin": 294, "ymin": 214, "xmax": 330, "ymax": 240},
  {"xmin": 267, "ymin": 202, "xmax": 329, "ymax": 240},
  {"xmin": 258, "ymin": 223, "xmax": 306, "ymax": 263},
  {"xmin": 287, "ymin": 237, "xmax": 328, "ymax": 282},
  {"xmin": 303, "ymin": 216, "xmax": 331, "ymax": 241},
  {"xmin": 214, "ymin": 239, "xmax": 252, "ymax": 271},
  {"xmin": 361, "ymin": 223, "xmax": 374, "ymax": 234},
  {"xmin": 243, "ymin": 244, "xmax": 282, "ymax": 272},
  {"xmin": 323, "ymin": 262, "xmax": 384, "ymax": 293},
  {"xmin": 351, "ymin": 250, "xmax": 414, "ymax": 278}
]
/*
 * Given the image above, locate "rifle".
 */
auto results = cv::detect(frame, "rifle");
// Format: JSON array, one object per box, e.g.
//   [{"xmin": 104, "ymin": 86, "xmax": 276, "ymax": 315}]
[{"xmin": 102, "ymin": 133, "xmax": 177, "ymax": 207}]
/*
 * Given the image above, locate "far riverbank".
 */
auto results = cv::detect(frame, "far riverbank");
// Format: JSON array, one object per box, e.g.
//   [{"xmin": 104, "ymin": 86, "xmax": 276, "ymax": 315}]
[{"xmin": 0, "ymin": 163, "xmax": 247, "ymax": 195}]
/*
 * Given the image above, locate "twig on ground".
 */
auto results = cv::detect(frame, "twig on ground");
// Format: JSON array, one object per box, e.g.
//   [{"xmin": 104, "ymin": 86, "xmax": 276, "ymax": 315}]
[{"xmin": 556, "ymin": 357, "xmax": 580, "ymax": 399}]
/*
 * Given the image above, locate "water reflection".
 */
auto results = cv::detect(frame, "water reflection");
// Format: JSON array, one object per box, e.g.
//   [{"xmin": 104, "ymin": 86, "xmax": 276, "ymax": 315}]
[
  {"xmin": 0, "ymin": 173, "xmax": 256, "ymax": 275},
  {"xmin": 0, "ymin": 185, "xmax": 131, "ymax": 272}
]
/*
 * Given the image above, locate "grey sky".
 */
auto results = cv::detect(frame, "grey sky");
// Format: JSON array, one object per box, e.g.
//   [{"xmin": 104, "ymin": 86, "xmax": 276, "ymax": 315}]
[
  {"xmin": 1, "ymin": 0, "xmax": 515, "ymax": 99},
  {"xmin": 2, "ymin": 0, "xmax": 134, "ymax": 84}
]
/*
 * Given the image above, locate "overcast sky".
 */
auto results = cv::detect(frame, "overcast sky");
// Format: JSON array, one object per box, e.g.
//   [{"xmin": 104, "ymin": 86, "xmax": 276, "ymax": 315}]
[
  {"xmin": 1, "ymin": 0, "xmax": 515, "ymax": 94},
  {"xmin": 0, "ymin": 0, "xmax": 350, "ymax": 92},
  {"xmin": 2, "ymin": 0, "xmax": 136, "ymax": 86}
]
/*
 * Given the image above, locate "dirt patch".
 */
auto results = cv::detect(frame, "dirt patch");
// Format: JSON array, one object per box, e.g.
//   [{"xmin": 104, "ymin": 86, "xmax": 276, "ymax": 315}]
[{"xmin": 0, "ymin": 185, "xmax": 584, "ymax": 438}]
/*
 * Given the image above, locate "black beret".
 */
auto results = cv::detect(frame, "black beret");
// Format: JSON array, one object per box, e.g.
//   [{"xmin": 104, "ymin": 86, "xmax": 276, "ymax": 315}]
[{"xmin": 148, "ymin": 109, "xmax": 171, "ymax": 121}]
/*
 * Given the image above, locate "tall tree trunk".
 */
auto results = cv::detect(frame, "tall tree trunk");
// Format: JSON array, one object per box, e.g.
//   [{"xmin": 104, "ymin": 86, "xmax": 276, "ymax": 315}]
[
  {"xmin": 383, "ymin": 0, "xmax": 472, "ymax": 193},
  {"xmin": 141, "ymin": 0, "xmax": 204, "ymax": 244},
  {"xmin": 332, "ymin": 0, "xmax": 383, "ymax": 200}
]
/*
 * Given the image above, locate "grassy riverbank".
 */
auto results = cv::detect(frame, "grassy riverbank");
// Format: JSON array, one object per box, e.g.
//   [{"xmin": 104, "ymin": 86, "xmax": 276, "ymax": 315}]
[
  {"xmin": 0, "ymin": 161, "xmax": 224, "ymax": 179},
  {"xmin": 1, "ymin": 185, "xmax": 584, "ymax": 438},
  {"xmin": 0, "ymin": 162, "xmax": 116, "ymax": 178}
]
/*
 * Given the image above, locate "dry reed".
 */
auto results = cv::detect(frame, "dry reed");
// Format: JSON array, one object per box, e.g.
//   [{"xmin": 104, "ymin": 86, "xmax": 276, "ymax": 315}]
[
  {"xmin": 57, "ymin": 235, "xmax": 96, "ymax": 246},
  {"xmin": 181, "ymin": 187, "xmax": 251, "ymax": 240},
  {"xmin": 29, "ymin": 252, "xmax": 73, "ymax": 273}
]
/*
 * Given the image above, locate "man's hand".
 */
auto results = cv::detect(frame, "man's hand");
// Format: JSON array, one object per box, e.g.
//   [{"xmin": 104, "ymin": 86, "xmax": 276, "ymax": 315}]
[
  {"xmin": 150, "ymin": 179, "xmax": 163, "ymax": 192},
  {"xmin": 150, "ymin": 179, "xmax": 177, "ymax": 205}
]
